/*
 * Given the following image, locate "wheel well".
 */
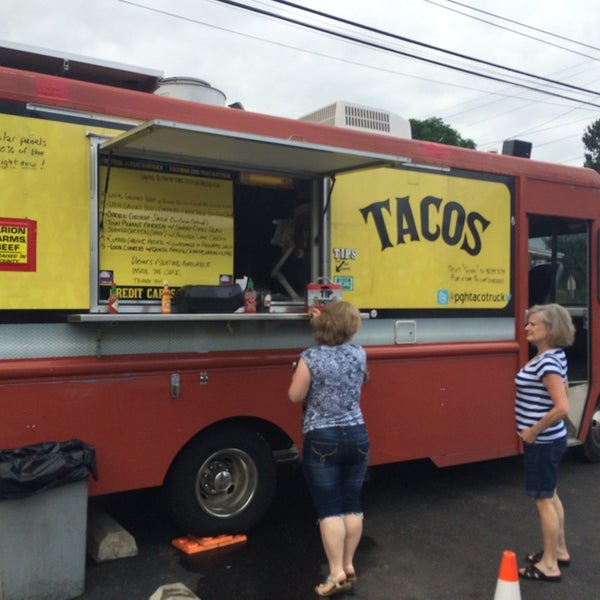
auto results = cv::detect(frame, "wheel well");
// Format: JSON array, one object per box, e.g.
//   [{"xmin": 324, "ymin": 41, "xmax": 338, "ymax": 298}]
[{"xmin": 164, "ymin": 417, "xmax": 296, "ymax": 483}]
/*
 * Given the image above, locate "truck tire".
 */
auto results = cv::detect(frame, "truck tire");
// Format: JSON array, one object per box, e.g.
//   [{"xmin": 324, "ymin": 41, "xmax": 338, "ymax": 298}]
[
  {"xmin": 166, "ymin": 424, "xmax": 277, "ymax": 535},
  {"xmin": 581, "ymin": 399, "xmax": 600, "ymax": 463}
]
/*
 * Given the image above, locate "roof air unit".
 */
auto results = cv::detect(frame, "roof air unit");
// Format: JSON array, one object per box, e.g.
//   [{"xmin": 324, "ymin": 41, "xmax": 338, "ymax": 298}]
[{"xmin": 300, "ymin": 100, "xmax": 411, "ymax": 138}]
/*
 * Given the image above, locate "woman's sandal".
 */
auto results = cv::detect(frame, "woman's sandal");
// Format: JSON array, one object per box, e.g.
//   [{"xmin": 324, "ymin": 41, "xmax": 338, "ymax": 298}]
[
  {"xmin": 344, "ymin": 566, "xmax": 357, "ymax": 584},
  {"xmin": 315, "ymin": 572, "xmax": 353, "ymax": 597},
  {"xmin": 519, "ymin": 564, "xmax": 561, "ymax": 583},
  {"xmin": 526, "ymin": 550, "xmax": 570, "ymax": 567}
]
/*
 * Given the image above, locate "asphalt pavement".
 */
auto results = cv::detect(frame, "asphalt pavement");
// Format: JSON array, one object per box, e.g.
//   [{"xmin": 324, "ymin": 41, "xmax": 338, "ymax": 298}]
[{"xmin": 81, "ymin": 450, "xmax": 599, "ymax": 599}]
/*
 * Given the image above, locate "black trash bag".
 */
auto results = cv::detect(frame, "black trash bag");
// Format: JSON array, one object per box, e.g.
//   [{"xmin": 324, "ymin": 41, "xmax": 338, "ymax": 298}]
[{"xmin": 0, "ymin": 439, "xmax": 96, "ymax": 500}]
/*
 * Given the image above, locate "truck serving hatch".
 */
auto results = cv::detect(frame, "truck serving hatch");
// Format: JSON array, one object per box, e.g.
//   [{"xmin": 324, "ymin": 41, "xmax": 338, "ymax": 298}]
[{"xmin": 99, "ymin": 119, "xmax": 410, "ymax": 177}]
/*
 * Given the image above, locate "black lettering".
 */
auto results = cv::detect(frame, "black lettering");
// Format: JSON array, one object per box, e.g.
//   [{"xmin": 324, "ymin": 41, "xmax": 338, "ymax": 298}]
[
  {"xmin": 460, "ymin": 212, "xmax": 490, "ymax": 256},
  {"xmin": 395, "ymin": 196, "xmax": 419, "ymax": 244},
  {"xmin": 360, "ymin": 193, "xmax": 491, "ymax": 256},
  {"xmin": 0, "ymin": 226, "xmax": 26, "ymax": 234},
  {"xmin": 420, "ymin": 195, "xmax": 442, "ymax": 242},
  {"xmin": 441, "ymin": 202, "xmax": 465, "ymax": 246},
  {"xmin": 360, "ymin": 199, "xmax": 393, "ymax": 250}
]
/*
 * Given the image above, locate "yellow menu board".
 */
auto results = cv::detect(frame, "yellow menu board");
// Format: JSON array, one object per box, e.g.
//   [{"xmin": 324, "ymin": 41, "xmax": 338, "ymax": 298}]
[
  {"xmin": 331, "ymin": 168, "xmax": 512, "ymax": 310},
  {"xmin": 99, "ymin": 159, "xmax": 233, "ymax": 301}
]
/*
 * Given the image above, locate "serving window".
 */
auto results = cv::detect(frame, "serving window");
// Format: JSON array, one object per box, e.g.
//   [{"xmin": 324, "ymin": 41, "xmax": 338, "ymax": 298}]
[
  {"xmin": 89, "ymin": 118, "xmax": 404, "ymax": 316},
  {"xmin": 96, "ymin": 155, "xmax": 313, "ymax": 312}
]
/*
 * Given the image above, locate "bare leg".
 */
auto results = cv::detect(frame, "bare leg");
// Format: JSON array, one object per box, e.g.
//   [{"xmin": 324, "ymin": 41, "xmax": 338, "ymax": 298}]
[
  {"xmin": 552, "ymin": 492, "xmax": 570, "ymax": 561},
  {"xmin": 319, "ymin": 516, "xmax": 346, "ymax": 580},
  {"xmin": 342, "ymin": 513, "xmax": 363, "ymax": 575},
  {"xmin": 533, "ymin": 497, "xmax": 561, "ymax": 575}
]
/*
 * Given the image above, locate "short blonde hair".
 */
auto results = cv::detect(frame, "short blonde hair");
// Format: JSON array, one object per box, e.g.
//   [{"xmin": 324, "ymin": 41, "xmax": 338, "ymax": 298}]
[
  {"xmin": 528, "ymin": 303, "xmax": 575, "ymax": 348},
  {"xmin": 311, "ymin": 301, "xmax": 361, "ymax": 345}
]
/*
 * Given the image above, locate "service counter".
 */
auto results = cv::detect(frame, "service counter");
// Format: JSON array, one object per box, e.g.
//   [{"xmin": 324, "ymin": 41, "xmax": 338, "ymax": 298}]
[{"xmin": 67, "ymin": 312, "xmax": 309, "ymax": 323}]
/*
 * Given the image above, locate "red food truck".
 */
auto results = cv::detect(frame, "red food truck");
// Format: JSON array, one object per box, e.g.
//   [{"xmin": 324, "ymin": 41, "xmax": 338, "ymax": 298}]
[{"xmin": 1, "ymin": 42, "xmax": 598, "ymax": 535}]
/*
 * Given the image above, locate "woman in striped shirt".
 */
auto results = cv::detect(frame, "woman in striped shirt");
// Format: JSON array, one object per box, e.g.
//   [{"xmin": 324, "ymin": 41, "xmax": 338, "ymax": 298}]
[{"xmin": 515, "ymin": 303, "xmax": 575, "ymax": 583}]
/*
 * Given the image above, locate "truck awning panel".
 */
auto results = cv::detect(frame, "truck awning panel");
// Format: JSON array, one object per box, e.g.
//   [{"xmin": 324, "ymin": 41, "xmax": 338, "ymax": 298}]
[{"xmin": 99, "ymin": 119, "xmax": 410, "ymax": 177}]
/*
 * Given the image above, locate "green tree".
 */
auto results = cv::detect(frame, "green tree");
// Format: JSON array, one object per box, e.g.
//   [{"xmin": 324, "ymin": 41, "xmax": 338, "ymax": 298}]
[
  {"xmin": 582, "ymin": 119, "xmax": 600, "ymax": 173},
  {"xmin": 409, "ymin": 117, "xmax": 476, "ymax": 148}
]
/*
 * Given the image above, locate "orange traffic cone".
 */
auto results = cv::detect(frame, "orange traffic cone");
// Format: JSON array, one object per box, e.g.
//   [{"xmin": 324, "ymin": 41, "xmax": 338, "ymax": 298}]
[{"xmin": 493, "ymin": 550, "xmax": 521, "ymax": 600}]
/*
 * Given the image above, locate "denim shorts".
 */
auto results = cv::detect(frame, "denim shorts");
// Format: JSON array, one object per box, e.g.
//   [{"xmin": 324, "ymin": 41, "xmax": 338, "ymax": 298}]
[
  {"xmin": 523, "ymin": 437, "xmax": 567, "ymax": 499},
  {"xmin": 302, "ymin": 424, "xmax": 370, "ymax": 520}
]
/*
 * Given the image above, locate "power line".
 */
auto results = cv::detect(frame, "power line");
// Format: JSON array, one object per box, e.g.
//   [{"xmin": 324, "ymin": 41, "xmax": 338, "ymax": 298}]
[
  {"xmin": 439, "ymin": 0, "xmax": 600, "ymax": 55},
  {"xmin": 265, "ymin": 0, "xmax": 600, "ymax": 98},
  {"xmin": 417, "ymin": 3, "xmax": 596, "ymax": 158},
  {"xmin": 119, "ymin": 0, "xmax": 594, "ymax": 163},
  {"xmin": 439, "ymin": 66, "xmax": 600, "ymax": 136},
  {"xmin": 121, "ymin": 0, "xmax": 600, "ymax": 108},
  {"xmin": 207, "ymin": 0, "xmax": 600, "ymax": 110},
  {"xmin": 261, "ymin": 0, "xmax": 600, "ymax": 160},
  {"xmin": 118, "ymin": 0, "xmax": 555, "ymax": 105}
]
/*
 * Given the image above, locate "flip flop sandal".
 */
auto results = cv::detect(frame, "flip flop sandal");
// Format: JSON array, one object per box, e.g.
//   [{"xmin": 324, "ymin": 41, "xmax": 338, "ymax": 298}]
[
  {"xmin": 519, "ymin": 564, "xmax": 561, "ymax": 583},
  {"xmin": 526, "ymin": 551, "xmax": 571, "ymax": 567}
]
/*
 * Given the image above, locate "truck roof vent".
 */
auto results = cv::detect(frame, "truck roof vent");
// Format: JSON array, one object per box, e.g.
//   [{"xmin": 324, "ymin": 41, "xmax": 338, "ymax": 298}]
[
  {"xmin": 154, "ymin": 77, "xmax": 226, "ymax": 106},
  {"xmin": 299, "ymin": 100, "xmax": 411, "ymax": 138}
]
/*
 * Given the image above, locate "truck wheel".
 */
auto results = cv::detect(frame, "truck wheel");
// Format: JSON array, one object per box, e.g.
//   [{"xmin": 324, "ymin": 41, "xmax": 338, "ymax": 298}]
[
  {"xmin": 581, "ymin": 400, "xmax": 600, "ymax": 463},
  {"xmin": 166, "ymin": 425, "xmax": 277, "ymax": 535}
]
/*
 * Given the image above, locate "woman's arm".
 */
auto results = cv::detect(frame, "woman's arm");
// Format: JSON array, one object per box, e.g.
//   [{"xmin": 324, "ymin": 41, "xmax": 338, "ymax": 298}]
[
  {"xmin": 519, "ymin": 373, "xmax": 569, "ymax": 444},
  {"xmin": 288, "ymin": 358, "xmax": 311, "ymax": 403}
]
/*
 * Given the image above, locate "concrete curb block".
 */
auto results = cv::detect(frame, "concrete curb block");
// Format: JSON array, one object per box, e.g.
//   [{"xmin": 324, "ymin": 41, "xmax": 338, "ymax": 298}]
[{"xmin": 86, "ymin": 504, "xmax": 139, "ymax": 563}]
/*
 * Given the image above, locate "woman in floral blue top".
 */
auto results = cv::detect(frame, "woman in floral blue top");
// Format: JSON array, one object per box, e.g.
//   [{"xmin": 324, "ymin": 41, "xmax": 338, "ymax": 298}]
[{"xmin": 289, "ymin": 301, "xmax": 369, "ymax": 597}]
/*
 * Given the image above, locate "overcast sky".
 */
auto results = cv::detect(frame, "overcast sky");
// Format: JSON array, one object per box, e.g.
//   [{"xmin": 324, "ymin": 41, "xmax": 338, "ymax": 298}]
[{"xmin": 1, "ymin": 0, "xmax": 599, "ymax": 166}]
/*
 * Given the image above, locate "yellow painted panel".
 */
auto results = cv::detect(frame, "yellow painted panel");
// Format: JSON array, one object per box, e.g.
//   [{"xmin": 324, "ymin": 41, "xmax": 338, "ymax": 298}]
[
  {"xmin": 0, "ymin": 115, "xmax": 116, "ymax": 309},
  {"xmin": 331, "ymin": 168, "xmax": 512, "ymax": 310}
]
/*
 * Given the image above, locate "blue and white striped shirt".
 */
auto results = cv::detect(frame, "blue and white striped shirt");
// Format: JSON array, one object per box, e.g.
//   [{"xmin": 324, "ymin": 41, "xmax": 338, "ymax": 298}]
[{"xmin": 515, "ymin": 348, "xmax": 568, "ymax": 443}]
